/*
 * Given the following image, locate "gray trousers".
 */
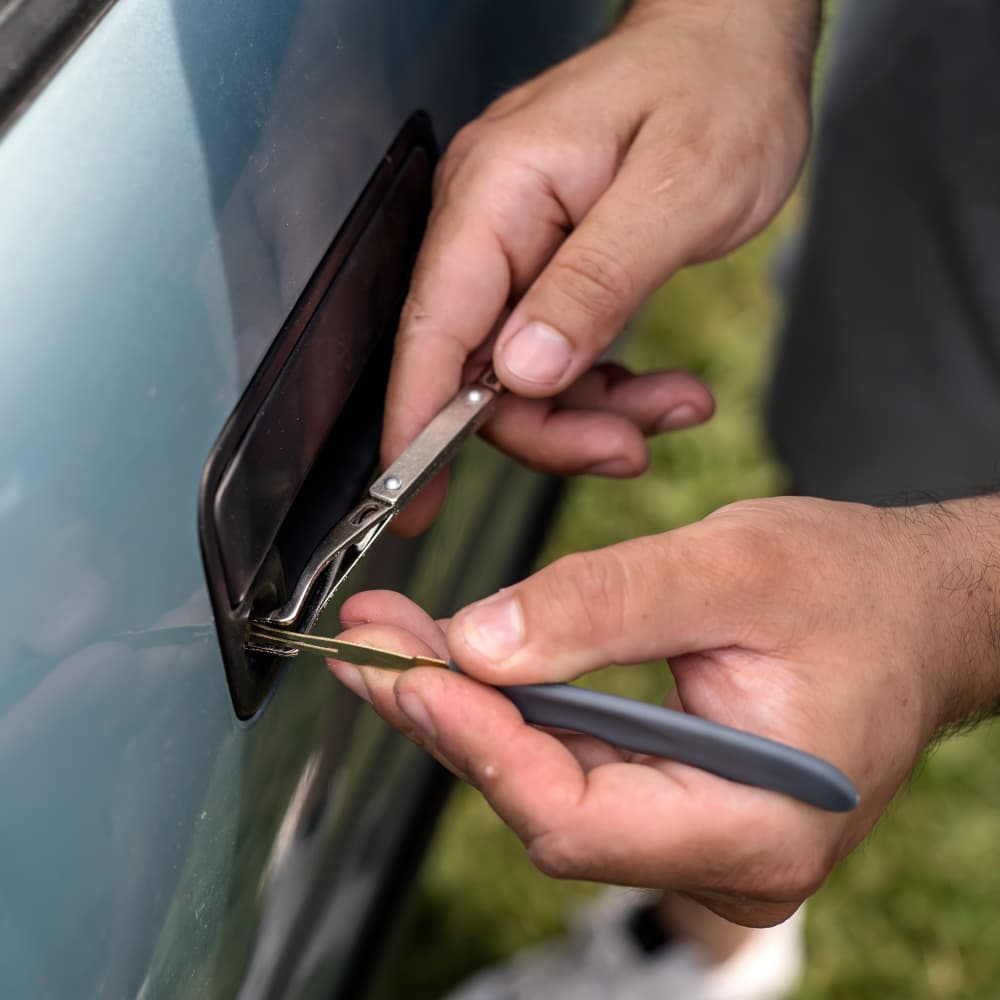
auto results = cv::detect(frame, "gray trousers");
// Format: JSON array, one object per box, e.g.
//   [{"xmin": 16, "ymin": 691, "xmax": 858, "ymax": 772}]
[{"xmin": 769, "ymin": 0, "xmax": 1000, "ymax": 503}]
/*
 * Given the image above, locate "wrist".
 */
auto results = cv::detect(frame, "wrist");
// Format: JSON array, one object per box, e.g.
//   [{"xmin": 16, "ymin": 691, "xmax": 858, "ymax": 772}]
[
  {"xmin": 888, "ymin": 497, "xmax": 1000, "ymax": 732},
  {"xmin": 620, "ymin": 0, "xmax": 822, "ymax": 78}
]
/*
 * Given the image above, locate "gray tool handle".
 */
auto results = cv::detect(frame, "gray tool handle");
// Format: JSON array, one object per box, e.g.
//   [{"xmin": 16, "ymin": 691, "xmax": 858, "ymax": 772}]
[{"xmin": 492, "ymin": 680, "xmax": 858, "ymax": 812}]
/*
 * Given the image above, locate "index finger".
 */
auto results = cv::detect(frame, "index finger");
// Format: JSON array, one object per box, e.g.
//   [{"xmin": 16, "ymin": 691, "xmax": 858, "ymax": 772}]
[
  {"xmin": 383, "ymin": 215, "xmax": 508, "ymax": 466},
  {"xmin": 381, "ymin": 151, "xmax": 571, "ymax": 534}
]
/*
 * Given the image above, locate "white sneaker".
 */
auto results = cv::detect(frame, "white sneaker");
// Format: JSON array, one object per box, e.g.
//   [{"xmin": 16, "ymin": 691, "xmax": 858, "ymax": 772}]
[{"xmin": 441, "ymin": 890, "xmax": 804, "ymax": 1000}]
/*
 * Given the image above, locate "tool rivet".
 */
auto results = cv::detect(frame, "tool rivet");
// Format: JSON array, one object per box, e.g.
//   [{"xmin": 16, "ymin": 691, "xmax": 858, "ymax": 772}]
[
  {"xmin": 383, "ymin": 476, "xmax": 402, "ymax": 491},
  {"xmin": 467, "ymin": 388, "xmax": 483, "ymax": 403}
]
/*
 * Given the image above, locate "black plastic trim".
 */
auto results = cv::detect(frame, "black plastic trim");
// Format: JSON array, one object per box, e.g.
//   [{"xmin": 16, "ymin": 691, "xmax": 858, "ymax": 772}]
[
  {"xmin": 199, "ymin": 112, "xmax": 436, "ymax": 719},
  {"xmin": 0, "ymin": 0, "xmax": 115, "ymax": 134}
]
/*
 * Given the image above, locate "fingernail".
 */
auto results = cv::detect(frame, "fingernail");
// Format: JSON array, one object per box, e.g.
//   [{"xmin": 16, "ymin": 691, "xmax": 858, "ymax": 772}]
[
  {"xmin": 500, "ymin": 322, "xmax": 573, "ymax": 385},
  {"xmin": 397, "ymin": 690, "xmax": 437, "ymax": 742},
  {"xmin": 658, "ymin": 402, "xmax": 699, "ymax": 431},
  {"xmin": 459, "ymin": 593, "xmax": 525, "ymax": 664},
  {"xmin": 329, "ymin": 662, "xmax": 371, "ymax": 703}
]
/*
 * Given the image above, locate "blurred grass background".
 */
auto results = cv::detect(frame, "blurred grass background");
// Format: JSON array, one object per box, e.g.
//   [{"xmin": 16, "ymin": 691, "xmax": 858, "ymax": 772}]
[{"xmin": 372, "ymin": 205, "xmax": 1000, "ymax": 998}]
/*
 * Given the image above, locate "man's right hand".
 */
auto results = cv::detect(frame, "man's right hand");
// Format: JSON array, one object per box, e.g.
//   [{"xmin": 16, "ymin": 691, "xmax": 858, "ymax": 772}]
[
  {"xmin": 330, "ymin": 495, "xmax": 1000, "ymax": 924},
  {"xmin": 384, "ymin": 0, "xmax": 821, "ymax": 534}
]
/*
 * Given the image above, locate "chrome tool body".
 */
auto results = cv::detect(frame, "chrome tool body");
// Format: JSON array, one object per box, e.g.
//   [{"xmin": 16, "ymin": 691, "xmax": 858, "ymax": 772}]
[{"xmin": 250, "ymin": 366, "xmax": 504, "ymax": 649}]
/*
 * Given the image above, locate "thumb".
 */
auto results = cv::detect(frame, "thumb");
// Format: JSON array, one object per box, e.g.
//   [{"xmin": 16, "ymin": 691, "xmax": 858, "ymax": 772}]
[
  {"xmin": 446, "ymin": 524, "xmax": 751, "ymax": 684},
  {"xmin": 490, "ymin": 149, "xmax": 707, "ymax": 398}
]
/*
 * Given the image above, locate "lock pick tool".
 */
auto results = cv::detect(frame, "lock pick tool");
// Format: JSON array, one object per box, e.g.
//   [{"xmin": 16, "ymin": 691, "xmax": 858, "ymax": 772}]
[{"xmin": 250, "ymin": 368, "xmax": 859, "ymax": 813}]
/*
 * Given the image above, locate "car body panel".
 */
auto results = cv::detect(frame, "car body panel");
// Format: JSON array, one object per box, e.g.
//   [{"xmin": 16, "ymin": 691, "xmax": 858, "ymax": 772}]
[{"xmin": 0, "ymin": 1, "xmax": 604, "ymax": 996}]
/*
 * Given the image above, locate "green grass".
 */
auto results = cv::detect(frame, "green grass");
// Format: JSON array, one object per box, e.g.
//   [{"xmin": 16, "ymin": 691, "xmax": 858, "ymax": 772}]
[{"xmin": 373, "ymin": 216, "xmax": 1000, "ymax": 999}]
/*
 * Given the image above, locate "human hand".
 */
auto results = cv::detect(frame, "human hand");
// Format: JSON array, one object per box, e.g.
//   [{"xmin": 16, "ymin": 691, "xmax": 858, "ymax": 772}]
[
  {"xmin": 328, "ymin": 496, "xmax": 1000, "ymax": 925},
  {"xmin": 384, "ymin": 0, "xmax": 820, "ymax": 534}
]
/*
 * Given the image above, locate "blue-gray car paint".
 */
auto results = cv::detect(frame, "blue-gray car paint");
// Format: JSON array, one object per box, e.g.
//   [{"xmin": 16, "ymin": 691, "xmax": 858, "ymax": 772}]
[{"xmin": 0, "ymin": 2, "xmax": 604, "ymax": 996}]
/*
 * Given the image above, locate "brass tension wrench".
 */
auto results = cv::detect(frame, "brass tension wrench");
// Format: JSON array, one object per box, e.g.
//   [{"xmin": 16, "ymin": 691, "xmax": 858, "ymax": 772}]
[{"xmin": 249, "ymin": 369, "xmax": 859, "ymax": 813}]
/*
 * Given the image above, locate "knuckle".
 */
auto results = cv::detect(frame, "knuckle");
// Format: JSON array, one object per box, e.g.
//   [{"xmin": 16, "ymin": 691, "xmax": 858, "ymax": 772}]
[
  {"xmin": 548, "ymin": 243, "xmax": 635, "ymax": 323},
  {"xmin": 443, "ymin": 121, "xmax": 483, "ymax": 165},
  {"xmin": 440, "ymin": 138, "xmax": 536, "ymax": 215},
  {"xmin": 438, "ymin": 122, "xmax": 500, "ymax": 190},
  {"xmin": 545, "ymin": 549, "xmax": 630, "ymax": 639},
  {"xmin": 526, "ymin": 830, "xmax": 586, "ymax": 880},
  {"xmin": 694, "ymin": 503, "xmax": 790, "ymax": 589},
  {"xmin": 435, "ymin": 150, "xmax": 464, "ymax": 194},
  {"xmin": 446, "ymin": 123, "xmax": 512, "ymax": 176},
  {"xmin": 397, "ymin": 291, "xmax": 432, "ymax": 335}
]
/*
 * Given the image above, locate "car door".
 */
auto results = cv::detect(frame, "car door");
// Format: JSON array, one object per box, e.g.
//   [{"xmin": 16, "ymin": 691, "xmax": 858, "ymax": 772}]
[{"xmin": 0, "ymin": 1, "xmax": 605, "ymax": 997}]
